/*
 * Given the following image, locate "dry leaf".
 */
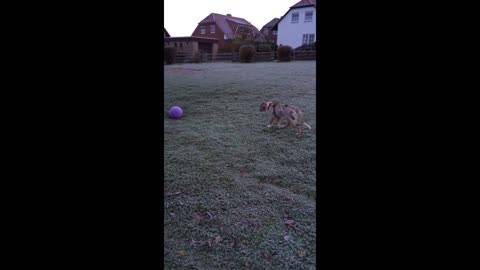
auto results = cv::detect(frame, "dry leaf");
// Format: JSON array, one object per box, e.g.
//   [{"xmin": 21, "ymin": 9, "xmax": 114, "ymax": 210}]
[
  {"xmin": 284, "ymin": 235, "xmax": 290, "ymax": 241},
  {"xmin": 192, "ymin": 213, "xmax": 203, "ymax": 222},
  {"xmin": 215, "ymin": 236, "xmax": 222, "ymax": 243},
  {"xmin": 208, "ymin": 240, "xmax": 212, "ymax": 247},
  {"xmin": 190, "ymin": 240, "xmax": 204, "ymax": 248},
  {"xmin": 169, "ymin": 212, "xmax": 176, "ymax": 217},
  {"xmin": 298, "ymin": 250, "xmax": 306, "ymax": 257},
  {"xmin": 261, "ymin": 251, "xmax": 272, "ymax": 261},
  {"xmin": 179, "ymin": 250, "xmax": 185, "ymax": 256},
  {"xmin": 285, "ymin": 219, "xmax": 295, "ymax": 225},
  {"xmin": 165, "ymin": 191, "xmax": 182, "ymax": 196}
]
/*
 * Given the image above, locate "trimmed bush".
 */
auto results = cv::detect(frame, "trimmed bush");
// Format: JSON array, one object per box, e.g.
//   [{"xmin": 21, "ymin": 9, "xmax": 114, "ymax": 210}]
[
  {"xmin": 239, "ymin": 45, "xmax": 256, "ymax": 63},
  {"xmin": 277, "ymin": 45, "xmax": 293, "ymax": 62},
  {"xmin": 164, "ymin": 47, "xmax": 176, "ymax": 65},
  {"xmin": 257, "ymin": 44, "xmax": 272, "ymax": 52},
  {"xmin": 192, "ymin": 49, "xmax": 201, "ymax": 63}
]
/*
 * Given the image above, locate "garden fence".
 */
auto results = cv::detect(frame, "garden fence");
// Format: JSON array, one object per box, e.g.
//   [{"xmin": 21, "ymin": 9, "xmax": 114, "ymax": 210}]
[{"xmin": 173, "ymin": 51, "xmax": 316, "ymax": 64}]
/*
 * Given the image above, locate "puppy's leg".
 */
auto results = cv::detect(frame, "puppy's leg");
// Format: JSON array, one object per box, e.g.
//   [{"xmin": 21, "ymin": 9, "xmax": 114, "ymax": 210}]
[
  {"xmin": 296, "ymin": 126, "xmax": 302, "ymax": 138},
  {"xmin": 268, "ymin": 115, "xmax": 279, "ymax": 128}
]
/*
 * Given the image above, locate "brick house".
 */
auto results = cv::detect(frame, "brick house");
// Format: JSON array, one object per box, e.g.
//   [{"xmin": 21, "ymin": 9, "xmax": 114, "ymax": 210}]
[
  {"xmin": 260, "ymin": 18, "xmax": 280, "ymax": 45},
  {"xmin": 191, "ymin": 13, "xmax": 266, "ymax": 52},
  {"xmin": 164, "ymin": 36, "xmax": 219, "ymax": 58}
]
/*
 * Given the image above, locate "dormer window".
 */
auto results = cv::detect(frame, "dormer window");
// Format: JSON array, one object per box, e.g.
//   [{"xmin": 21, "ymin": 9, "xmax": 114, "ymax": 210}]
[
  {"xmin": 200, "ymin": 26, "xmax": 206, "ymax": 35},
  {"xmin": 210, "ymin": 25, "xmax": 215, "ymax": 34}
]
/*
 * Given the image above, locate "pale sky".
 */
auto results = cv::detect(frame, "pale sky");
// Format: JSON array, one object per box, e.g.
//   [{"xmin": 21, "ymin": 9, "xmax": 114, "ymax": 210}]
[{"xmin": 164, "ymin": 0, "xmax": 299, "ymax": 37}]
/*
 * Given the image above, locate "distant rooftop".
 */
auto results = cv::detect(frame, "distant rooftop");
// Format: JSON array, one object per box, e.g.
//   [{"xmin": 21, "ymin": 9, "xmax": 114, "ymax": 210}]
[
  {"xmin": 196, "ymin": 13, "xmax": 256, "ymax": 39},
  {"xmin": 291, "ymin": 0, "xmax": 316, "ymax": 8}
]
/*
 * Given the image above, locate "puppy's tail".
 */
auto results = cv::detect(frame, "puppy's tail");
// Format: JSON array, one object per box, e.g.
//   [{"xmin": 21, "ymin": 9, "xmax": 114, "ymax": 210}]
[{"xmin": 303, "ymin": 122, "xmax": 312, "ymax": 129}]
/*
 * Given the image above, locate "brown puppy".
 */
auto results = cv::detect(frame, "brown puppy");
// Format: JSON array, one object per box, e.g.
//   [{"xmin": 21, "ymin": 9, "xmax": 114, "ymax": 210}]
[{"xmin": 260, "ymin": 101, "xmax": 311, "ymax": 137}]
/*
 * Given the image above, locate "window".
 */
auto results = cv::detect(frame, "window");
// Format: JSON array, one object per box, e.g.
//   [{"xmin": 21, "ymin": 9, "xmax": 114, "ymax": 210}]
[
  {"xmin": 305, "ymin": 11, "xmax": 313, "ymax": 22},
  {"xmin": 174, "ymin": 42, "xmax": 177, "ymax": 47},
  {"xmin": 180, "ymin": 43, "xmax": 183, "ymax": 48},
  {"xmin": 291, "ymin": 12, "xmax": 299, "ymax": 23},
  {"xmin": 210, "ymin": 25, "xmax": 215, "ymax": 34},
  {"xmin": 302, "ymin": 34, "xmax": 315, "ymax": 45},
  {"xmin": 200, "ymin": 26, "xmax": 205, "ymax": 35},
  {"xmin": 273, "ymin": 30, "xmax": 277, "ymax": 35}
]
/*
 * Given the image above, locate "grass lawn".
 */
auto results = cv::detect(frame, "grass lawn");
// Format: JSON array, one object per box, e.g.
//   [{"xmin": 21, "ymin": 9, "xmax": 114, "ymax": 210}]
[{"xmin": 164, "ymin": 61, "xmax": 316, "ymax": 269}]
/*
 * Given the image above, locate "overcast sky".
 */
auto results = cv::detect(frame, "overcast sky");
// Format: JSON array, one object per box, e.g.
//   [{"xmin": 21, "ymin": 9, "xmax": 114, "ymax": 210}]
[{"xmin": 164, "ymin": 0, "xmax": 299, "ymax": 37}]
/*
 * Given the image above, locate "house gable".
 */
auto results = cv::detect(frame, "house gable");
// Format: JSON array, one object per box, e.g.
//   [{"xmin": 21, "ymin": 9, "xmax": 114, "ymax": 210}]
[
  {"xmin": 272, "ymin": 0, "xmax": 316, "ymax": 49},
  {"xmin": 260, "ymin": 18, "xmax": 280, "ymax": 44},
  {"xmin": 272, "ymin": 0, "xmax": 316, "ymax": 31},
  {"xmin": 192, "ymin": 13, "xmax": 266, "ymax": 51}
]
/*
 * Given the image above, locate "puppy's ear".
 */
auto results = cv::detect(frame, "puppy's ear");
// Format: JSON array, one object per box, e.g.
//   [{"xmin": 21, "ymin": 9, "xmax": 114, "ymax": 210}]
[
  {"xmin": 266, "ymin": 102, "xmax": 272, "ymax": 111},
  {"xmin": 260, "ymin": 101, "xmax": 272, "ymax": 112}
]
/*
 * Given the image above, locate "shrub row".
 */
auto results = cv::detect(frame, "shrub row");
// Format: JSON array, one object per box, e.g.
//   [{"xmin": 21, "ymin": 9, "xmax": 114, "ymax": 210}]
[
  {"xmin": 239, "ymin": 45, "xmax": 256, "ymax": 63},
  {"xmin": 277, "ymin": 45, "xmax": 292, "ymax": 62},
  {"xmin": 166, "ymin": 44, "xmax": 296, "ymax": 64}
]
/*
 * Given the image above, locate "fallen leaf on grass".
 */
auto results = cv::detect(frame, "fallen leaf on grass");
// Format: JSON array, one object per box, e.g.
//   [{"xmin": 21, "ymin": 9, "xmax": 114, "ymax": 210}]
[
  {"xmin": 285, "ymin": 219, "xmax": 295, "ymax": 225},
  {"xmin": 283, "ymin": 235, "xmax": 290, "ymax": 241},
  {"xmin": 207, "ymin": 240, "xmax": 212, "ymax": 247},
  {"xmin": 190, "ymin": 240, "xmax": 204, "ymax": 248},
  {"xmin": 215, "ymin": 236, "xmax": 222, "ymax": 244},
  {"xmin": 261, "ymin": 251, "xmax": 272, "ymax": 261},
  {"xmin": 169, "ymin": 212, "xmax": 176, "ymax": 217},
  {"xmin": 192, "ymin": 214, "xmax": 204, "ymax": 222},
  {"xmin": 192, "ymin": 212, "xmax": 216, "ymax": 223},
  {"xmin": 298, "ymin": 250, "xmax": 306, "ymax": 257},
  {"xmin": 179, "ymin": 250, "xmax": 185, "ymax": 256},
  {"xmin": 165, "ymin": 191, "xmax": 182, "ymax": 197}
]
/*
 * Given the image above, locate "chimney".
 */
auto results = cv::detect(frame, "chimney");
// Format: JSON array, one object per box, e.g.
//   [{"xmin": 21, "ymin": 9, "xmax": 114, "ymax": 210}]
[{"xmin": 226, "ymin": 14, "xmax": 232, "ymax": 17}]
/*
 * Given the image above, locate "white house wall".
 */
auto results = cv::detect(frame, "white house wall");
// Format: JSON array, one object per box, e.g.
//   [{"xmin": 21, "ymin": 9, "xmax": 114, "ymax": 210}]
[{"xmin": 277, "ymin": 7, "xmax": 316, "ymax": 49}]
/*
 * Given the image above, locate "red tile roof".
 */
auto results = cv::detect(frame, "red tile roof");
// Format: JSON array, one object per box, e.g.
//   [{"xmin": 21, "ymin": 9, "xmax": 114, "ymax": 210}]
[{"xmin": 196, "ymin": 13, "xmax": 257, "ymax": 39}]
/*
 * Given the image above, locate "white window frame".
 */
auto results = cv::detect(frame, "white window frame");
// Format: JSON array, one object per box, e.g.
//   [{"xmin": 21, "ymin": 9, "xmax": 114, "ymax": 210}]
[
  {"xmin": 210, "ymin": 25, "xmax": 215, "ymax": 34},
  {"xmin": 304, "ymin": 11, "xmax": 313, "ymax": 22},
  {"xmin": 302, "ymin": 34, "xmax": 315, "ymax": 45},
  {"xmin": 291, "ymin": 12, "xmax": 299, "ymax": 23},
  {"xmin": 200, "ymin": 26, "xmax": 206, "ymax": 35}
]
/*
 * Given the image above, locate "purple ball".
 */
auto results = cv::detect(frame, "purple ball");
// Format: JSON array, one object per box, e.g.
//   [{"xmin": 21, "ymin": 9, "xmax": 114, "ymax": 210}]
[{"xmin": 169, "ymin": 106, "xmax": 183, "ymax": 119}]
